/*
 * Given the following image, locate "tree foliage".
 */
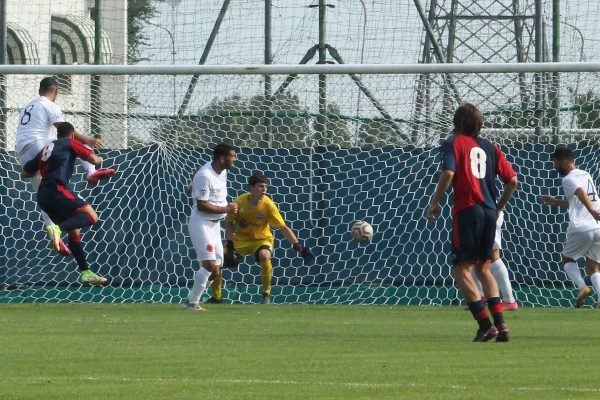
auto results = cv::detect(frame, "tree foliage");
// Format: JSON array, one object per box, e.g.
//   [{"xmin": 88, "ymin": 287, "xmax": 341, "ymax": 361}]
[{"xmin": 128, "ymin": 0, "xmax": 157, "ymax": 64}]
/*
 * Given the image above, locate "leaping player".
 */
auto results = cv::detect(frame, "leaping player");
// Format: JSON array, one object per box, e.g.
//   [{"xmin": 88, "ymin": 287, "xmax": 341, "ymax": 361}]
[
  {"xmin": 21, "ymin": 122, "xmax": 109, "ymax": 286},
  {"xmin": 16, "ymin": 77, "xmax": 115, "ymax": 255}
]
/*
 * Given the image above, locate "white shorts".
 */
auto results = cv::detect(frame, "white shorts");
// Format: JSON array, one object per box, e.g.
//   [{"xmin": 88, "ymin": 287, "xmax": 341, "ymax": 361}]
[
  {"xmin": 18, "ymin": 139, "xmax": 49, "ymax": 166},
  {"xmin": 562, "ymin": 228, "xmax": 600, "ymax": 263},
  {"xmin": 188, "ymin": 214, "xmax": 223, "ymax": 265},
  {"xmin": 493, "ymin": 211, "xmax": 504, "ymax": 251}
]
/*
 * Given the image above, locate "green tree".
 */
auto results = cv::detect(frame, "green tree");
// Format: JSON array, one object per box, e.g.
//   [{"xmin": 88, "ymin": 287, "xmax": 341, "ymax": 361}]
[
  {"xmin": 128, "ymin": 0, "xmax": 157, "ymax": 64},
  {"xmin": 572, "ymin": 90, "xmax": 600, "ymax": 130},
  {"xmin": 153, "ymin": 92, "xmax": 312, "ymax": 148},
  {"xmin": 357, "ymin": 118, "xmax": 407, "ymax": 147},
  {"xmin": 313, "ymin": 103, "xmax": 352, "ymax": 148}
]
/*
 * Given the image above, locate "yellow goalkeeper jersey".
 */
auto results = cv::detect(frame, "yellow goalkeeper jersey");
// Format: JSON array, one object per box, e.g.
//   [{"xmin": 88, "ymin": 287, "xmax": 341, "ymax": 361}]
[{"xmin": 226, "ymin": 193, "xmax": 286, "ymax": 240}]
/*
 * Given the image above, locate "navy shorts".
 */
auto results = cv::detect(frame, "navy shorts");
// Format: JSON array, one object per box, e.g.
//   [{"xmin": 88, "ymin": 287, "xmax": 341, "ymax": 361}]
[
  {"xmin": 452, "ymin": 204, "xmax": 496, "ymax": 266},
  {"xmin": 37, "ymin": 184, "xmax": 89, "ymax": 224}
]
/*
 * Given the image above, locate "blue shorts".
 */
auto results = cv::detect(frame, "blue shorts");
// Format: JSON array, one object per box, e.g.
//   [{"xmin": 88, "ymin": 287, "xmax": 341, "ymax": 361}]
[
  {"xmin": 452, "ymin": 204, "xmax": 496, "ymax": 266},
  {"xmin": 37, "ymin": 184, "xmax": 89, "ymax": 224}
]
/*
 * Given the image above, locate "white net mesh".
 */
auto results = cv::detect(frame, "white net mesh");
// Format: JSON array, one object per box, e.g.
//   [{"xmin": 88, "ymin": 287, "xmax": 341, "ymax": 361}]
[
  {"xmin": 1, "ymin": 67, "xmax": 600, "ymax": 306},
  {"xmin": 2, "ymin": 0, "xmax": 600, "ymax": 305}
]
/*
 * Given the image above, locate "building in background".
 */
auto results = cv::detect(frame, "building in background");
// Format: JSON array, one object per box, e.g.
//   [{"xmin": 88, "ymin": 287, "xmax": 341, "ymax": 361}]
[{"xmin": 3, "ymin": 0, "xmax": 128, "ymax": 149}]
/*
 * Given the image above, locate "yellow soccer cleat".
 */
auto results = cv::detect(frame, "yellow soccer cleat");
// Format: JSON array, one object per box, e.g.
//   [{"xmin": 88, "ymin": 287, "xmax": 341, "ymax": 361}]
[
  {"xmin": 575, "ymin": 287, "xmax": 591, "ymax": 308},
  {"xmin": 45, "ymin": 225, "xmax": 62, "ymax": 252},
  {"xmin": 80, "ymin": 270, "xmax": 108, "ymax": 286}
]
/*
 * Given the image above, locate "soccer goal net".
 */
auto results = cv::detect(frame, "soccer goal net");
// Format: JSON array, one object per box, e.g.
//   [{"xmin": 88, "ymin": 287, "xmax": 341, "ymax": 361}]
[{"xmin": 2, "ymin": 63, "xmax": 600, "ymax": 306}]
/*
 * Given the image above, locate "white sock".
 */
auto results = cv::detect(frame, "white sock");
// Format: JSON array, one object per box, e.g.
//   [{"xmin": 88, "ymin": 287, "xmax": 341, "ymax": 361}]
[
  {"xmin": 491, "ymin": 259, "xmax": 515, "ymax": 303},
  {"xmin": 187, "ymin": 267, "xmax": 211, "ymax": 304},
  {"xmin": 471, "ymin": 268, "xmax": 483, "ymax": 296},
  {"xmin": 591, "ymin": 272, "xmax": 600, "ymax": 303},
  {"xmin": 29, "ymin": 174, "xmax": 55, "ymax": 226},
  {"xmin": 564, "ymin": 262, "xmax": 586, "ymax": 290}
]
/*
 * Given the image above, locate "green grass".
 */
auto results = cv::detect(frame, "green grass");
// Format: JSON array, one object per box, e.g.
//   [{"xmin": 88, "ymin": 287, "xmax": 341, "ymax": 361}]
[{"xmin": 1, "ymin": 304, "xmax": 600, "ymax": 400}]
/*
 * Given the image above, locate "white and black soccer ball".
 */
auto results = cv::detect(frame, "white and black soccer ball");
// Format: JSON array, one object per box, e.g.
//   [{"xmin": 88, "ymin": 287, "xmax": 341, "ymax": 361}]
[{"xmin": 351, "ymin": 220, "xmax": 373, "ymax": 242}]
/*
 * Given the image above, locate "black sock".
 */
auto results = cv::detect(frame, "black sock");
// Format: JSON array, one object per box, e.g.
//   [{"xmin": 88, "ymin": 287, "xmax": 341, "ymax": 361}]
[
  {"xmin": 467, "ymin": 300, "xmax": 492, "ymax": 330},
  {"xmin": 59, "ymin": 213, "xmax": 95, "ymax": 232},
  {"xmin": 69, "ymin": 236, "xmax": 89, "ymax": 271},
  {"xmin": 487, "ymin": 296, "xmax": 505, "ymax": 326}
]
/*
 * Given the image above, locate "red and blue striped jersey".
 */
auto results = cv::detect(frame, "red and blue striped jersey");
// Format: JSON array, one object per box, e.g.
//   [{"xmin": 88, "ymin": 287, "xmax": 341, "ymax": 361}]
[
  {"xmin": 441, "ymin": 132, "xmax": 515, "ymax": 214},
  {"xmin": 23, "ymin": 137, "xmax": 93, "ymax": 187}
]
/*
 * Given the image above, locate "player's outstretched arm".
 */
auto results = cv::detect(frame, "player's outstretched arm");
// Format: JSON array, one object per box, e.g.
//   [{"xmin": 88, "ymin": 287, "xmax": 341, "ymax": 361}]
[
  {"xmin": 539, "ymin": 195, "xmax": 569, "ymax": 208},
  {"xmin": 279, "ymin": 225, "xmax": 315, "ymax": 264},
  {"xmin": 72, "ymin": 129, "xmax": 104, "ymax": 149}
]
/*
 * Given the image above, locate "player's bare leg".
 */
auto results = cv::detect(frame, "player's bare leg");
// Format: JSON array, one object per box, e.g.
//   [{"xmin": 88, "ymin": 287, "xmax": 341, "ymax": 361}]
[
  {"xmin": 475, "ymin": 261, "xmax": 508, "ymax": 342},
  {"xmin": 454, "ymin": 264, "xmax": 498, "ymax": 342}
]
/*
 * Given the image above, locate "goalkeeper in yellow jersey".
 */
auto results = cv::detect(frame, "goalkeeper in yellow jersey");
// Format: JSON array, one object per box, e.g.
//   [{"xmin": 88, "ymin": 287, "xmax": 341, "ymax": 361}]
[{"xmin": 208, "ymin": 173, "xmax": 315, "ymax": 304}]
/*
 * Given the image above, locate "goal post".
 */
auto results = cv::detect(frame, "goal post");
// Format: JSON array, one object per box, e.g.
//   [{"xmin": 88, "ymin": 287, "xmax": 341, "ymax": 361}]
[{"xmin": 2, "ymin": 62, "xmax": 600, "ymax": 306}]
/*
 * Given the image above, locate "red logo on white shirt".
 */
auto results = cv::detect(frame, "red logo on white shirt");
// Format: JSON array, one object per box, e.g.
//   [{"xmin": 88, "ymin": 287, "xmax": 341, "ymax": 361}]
[{"xmin": 206, "ymin": 244, "xmax": 214, "ymax": 252}]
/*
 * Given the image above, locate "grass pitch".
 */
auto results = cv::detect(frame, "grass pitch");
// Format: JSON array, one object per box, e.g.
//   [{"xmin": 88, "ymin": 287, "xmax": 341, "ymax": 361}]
[{"xmin": 1, "ymin": 304, "xmax": 600, "ymax": 400}]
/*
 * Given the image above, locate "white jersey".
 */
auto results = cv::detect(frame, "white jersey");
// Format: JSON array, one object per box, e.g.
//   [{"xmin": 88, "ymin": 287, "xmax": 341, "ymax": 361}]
[
  {"xmin": 189, "ymin": 161, "xmax": 228, "ymax": 221},
  {"xmin": 562, "ymin": 169, "xmax": 600, "ymax": 233},
  {"xmin": 15, "ymin": 96, "xmax": 64, "ymax": 156}
]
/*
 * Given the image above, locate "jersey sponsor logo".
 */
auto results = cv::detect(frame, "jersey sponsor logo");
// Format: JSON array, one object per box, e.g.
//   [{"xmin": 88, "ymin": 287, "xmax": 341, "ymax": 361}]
[
  {"xmin": 201, "ymin": 189, "xmax": 207, "ymax": 194},
  {"xmin": 206, "ymin": 244, "xmax": 214, "ymax": 252}
]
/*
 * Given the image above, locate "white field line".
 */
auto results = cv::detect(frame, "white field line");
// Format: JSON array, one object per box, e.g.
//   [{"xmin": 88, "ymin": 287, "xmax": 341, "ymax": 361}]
[{"xmin": 1, "ymin": 376, "xmax": 600, "ymax": 393}]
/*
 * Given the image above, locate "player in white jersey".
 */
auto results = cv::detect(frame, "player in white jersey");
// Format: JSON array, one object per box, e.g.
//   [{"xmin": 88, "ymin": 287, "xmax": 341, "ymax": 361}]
[
  {"xmin": 469, "ymin": 211, "xmax": 519, "ymax": 311},
  {"xmin": 182, "ymin": 143, "xmax": 239, "ymax": 311},
  {"xmin": 539, "ymin": 147, "xmax": 600, "ymax": 308},
  {"xmin": 17, "ymin": 77, "xmax": 115, "ymax": 255}
]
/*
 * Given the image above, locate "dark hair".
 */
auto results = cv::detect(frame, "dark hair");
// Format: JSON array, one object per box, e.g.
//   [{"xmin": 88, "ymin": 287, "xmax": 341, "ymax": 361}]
[
  {"xmin": 453, "ymin": 103, "xmax": 483, "ymax": 137},
  {"xmin": 551, "ymin": 146, "xmax": 575, "ymax": 161},
  {"xmin": 56, "ymin": 122, "xmax": 75, "ymax": 138},
  {"xmin": 249, "ymin": 173, "xmax": 269, "ymax": 187},
  {"xmin": 213, "ymin": 143, "xmax": 236, "ymax": 159},
  {"xmin": 39, "ymin": 77, "xmax": 58, "ymax": 96}
]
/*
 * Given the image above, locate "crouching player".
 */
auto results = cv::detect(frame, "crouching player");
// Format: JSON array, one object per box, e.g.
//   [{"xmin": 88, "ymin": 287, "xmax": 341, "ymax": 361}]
[
  {"xmin": 21, "ymin": 122, "xmax": 110, "ymax": 285},
  {"xmin": 208, "ymin": 173, "xmax": 315, "ymax": 304}
]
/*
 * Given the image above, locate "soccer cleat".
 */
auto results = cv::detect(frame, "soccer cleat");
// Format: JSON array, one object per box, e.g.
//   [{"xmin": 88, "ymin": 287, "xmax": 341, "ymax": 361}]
[
  {"xmin": 575, "ymin": 287, "xmax": 591, "ymax": 308},
  {"xmin": 261, "ymin": 294, "xmax": 271, "ymax": 304},
  {"xmin": 204, "ymin": 297, "xmax": 223, "ymax": 304},
  {"xmin": 45, "ymin": 225, "xmax": 62, "ymax": 252},
  {"xmin": 181, "ymin": 298, "xmax": 206, "ymax": 311},
  {"xmin": 79, "ymin": 270, "xmax": 108, "ymax": 286},
  {"xmin": 496, "ymin": 323, "xmax": 510, "ymax": 342},
  {"xmin": 87, "ymin": 168, "xmax": 116, "ymax": 186},
  {"xmin": 472, "ymin": 325, "xmax": 498, "ymax": 342},
  {"xmin": 502, "ymin": 301, "xmax": 519, "ymax": 311},
  {"xmin": 58, "ymin": 240, "xmax": 71, "ymax": 256}
]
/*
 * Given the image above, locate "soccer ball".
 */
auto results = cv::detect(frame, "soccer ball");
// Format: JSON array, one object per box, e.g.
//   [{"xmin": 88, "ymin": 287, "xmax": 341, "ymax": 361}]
[{"xmin": 351, "ymin": 221, "xmax": 373, "ymax": 242}]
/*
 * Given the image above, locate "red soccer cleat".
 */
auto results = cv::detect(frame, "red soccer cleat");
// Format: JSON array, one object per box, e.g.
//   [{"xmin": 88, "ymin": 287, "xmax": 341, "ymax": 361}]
[
  {"xmin": 502, "ymin": 301, "xmax": 519, "ymax": 311},
  {"xmin": 58, "ymin": 239, "xmax": 71, "ymax": 256},
  {"xmin": 87, "ymin": 168, "xmax": 116, "ymax": 186}
]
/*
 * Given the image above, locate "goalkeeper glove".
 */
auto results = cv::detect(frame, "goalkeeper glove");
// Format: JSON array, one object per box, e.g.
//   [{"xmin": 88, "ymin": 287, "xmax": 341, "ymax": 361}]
[
  {"xmin": 292, "ymin": 242, "xmax": 315, "ymax": 265},
  {"xmin": 223, "ymin": 240, "xmax": 241, "ymax": 269}
]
